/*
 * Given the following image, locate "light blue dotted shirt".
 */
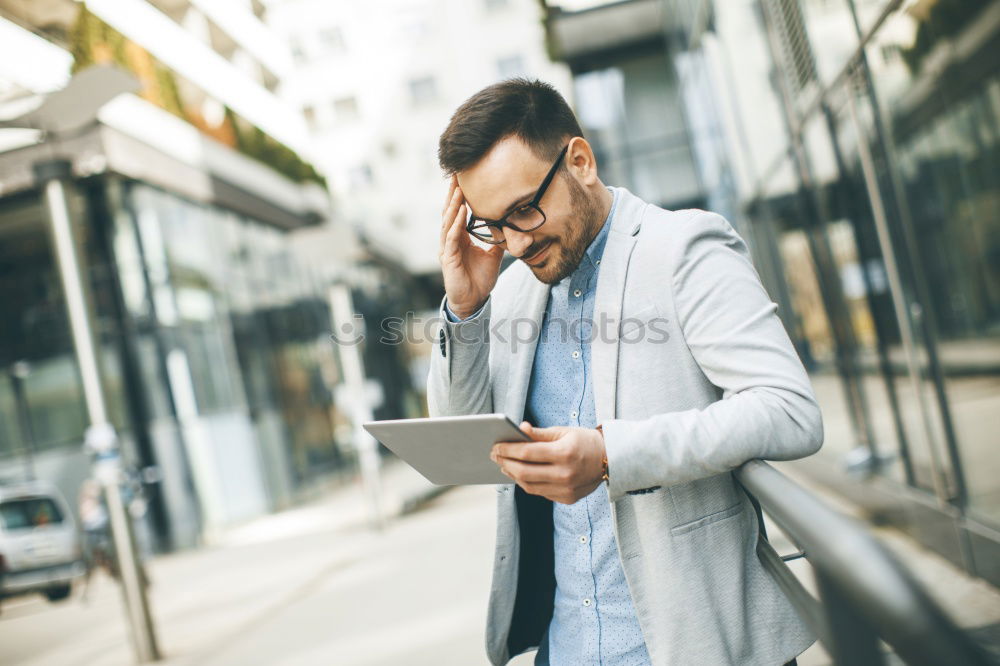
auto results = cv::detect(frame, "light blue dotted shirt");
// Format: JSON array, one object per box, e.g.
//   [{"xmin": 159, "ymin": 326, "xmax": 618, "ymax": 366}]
[{"xmin": 525, "ymin": 188, "xmax": 651, "ymax": 665}]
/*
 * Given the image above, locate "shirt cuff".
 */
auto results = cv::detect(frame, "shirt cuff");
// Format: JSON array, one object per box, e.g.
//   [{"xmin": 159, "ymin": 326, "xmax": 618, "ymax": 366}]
[{"xmin": 444, "ymin": 298, "xmax": 488, "ymax": 323}]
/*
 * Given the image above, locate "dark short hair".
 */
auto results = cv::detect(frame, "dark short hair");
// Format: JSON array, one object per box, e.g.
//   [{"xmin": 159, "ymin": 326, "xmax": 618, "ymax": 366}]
[{"xmin": 438, "ymin": 78, "xmax": 583, "ymax": 175}]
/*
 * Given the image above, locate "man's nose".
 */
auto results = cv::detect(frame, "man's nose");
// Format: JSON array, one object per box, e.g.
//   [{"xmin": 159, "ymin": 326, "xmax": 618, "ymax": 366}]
[{"xmin": 503, "ymin": 227, "xmax": 534, "ymax": 257}]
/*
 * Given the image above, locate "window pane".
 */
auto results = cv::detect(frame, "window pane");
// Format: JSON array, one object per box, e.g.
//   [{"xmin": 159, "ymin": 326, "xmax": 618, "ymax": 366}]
[
  {"xmin": 318, "ymin": 26, "xmax": 344, "ymax": 53},
  {"xmin": 0, "ymin": 193, "xmax": 90, "ymax": 454},
  {"xmin": 0, "ymin": 498, "xmax": 65, "ymax": 529},
  {"xmin": 334, "ymin": 96, "xmax": 359, "ymax": 123},
  {"xmin": 408, "ymin": 76, "xmax": 438, "ymax": 108},
  {"xmin": 574, "ymin": 57, "xmax": 702, "ymax": 207},
  {"xmin": 497, "ymin": 55, "xmax": 525, "ymax": 79},
  {"xmin": 864, "ymin": 5, "xmax": 1000, "ymax": 525}
]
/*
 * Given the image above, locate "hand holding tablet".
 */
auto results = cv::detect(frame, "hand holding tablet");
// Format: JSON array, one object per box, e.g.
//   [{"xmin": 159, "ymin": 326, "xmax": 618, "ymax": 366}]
[{"xmin": 363, "ymin": 414, "xmax": 531, "ymax": 485}]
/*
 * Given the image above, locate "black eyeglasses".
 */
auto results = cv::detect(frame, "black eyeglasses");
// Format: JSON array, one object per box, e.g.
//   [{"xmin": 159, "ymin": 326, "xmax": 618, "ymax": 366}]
[{"xmin": 465, "ymin": 145, "xmax": 569, "ymax": 245}]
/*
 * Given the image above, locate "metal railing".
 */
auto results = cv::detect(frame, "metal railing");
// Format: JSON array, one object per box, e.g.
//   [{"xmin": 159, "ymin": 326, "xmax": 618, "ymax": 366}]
[{"xmin": 735, "ymin": 460, "xmax": 996, "ymax": 666}]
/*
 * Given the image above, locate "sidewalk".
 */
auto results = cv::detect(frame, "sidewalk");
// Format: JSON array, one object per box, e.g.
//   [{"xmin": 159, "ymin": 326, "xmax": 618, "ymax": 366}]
[
  {"xmin": 2, "ymin": 458, "xmax": 998, "ymax": 665},
  {"xmin": 0, "ymin": 456, "xmax": 458, "ymax": 666},
  {"xmin": 212, "ymin": 455, "xmax": 450, "ymax": 548}
]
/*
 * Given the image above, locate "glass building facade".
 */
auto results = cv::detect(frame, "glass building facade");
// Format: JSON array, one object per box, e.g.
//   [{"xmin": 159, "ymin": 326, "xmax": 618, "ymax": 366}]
[
  {"xmin": 0, "ymin": 159, "xmax": 421, "ymax": 551},
  {"xmin": 548, "ymin": 0, "xmax": 1000, "ymax": 585}
]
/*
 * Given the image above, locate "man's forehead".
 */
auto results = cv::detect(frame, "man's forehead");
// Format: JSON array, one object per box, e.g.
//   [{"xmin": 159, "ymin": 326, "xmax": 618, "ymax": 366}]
[{"xmin": 458, "ymin": 138, "xmax": 546, "ymax": 217}]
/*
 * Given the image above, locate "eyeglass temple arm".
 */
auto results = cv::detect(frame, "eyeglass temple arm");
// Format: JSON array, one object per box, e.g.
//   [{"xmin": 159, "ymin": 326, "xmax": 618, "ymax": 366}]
[
  {"xmin": 530, "ymin": 145, "xmax": 569, "ymax": 206},
  {"xmin": 467, "ymin": 144, "xmax": 569, "ymax": 229}
]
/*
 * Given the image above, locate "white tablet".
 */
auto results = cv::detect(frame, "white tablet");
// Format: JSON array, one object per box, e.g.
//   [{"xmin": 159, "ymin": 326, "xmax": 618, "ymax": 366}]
[{"xmin": 363, "ymin": 413, "xmax": 530, "ymax": 485}]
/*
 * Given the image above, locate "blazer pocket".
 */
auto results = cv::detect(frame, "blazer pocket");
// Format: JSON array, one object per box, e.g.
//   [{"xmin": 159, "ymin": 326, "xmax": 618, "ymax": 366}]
[{"xmin": 669, "ymin": 501, "xmax": 744, "ymax": 536}]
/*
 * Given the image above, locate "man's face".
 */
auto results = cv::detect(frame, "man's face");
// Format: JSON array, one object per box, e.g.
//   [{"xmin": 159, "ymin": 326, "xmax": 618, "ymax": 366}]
[{"xmin": 457, "ymin": 137, "xmax": 602, "ymax": 285}]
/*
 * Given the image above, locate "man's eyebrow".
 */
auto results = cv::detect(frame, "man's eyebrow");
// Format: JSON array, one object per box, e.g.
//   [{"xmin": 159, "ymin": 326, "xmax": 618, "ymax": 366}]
[
  {"xmin": 469, "ymin": 190, "xmax": 535, "ymax": 221},
  {"xmin": 501, "ymin": 192, "xmax": 536, "ymax": 215}
]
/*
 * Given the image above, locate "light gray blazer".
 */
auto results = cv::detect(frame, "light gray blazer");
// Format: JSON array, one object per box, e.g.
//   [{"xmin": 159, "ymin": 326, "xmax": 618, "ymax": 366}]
[{"xmin": 427, "ymin": 187, "xmax": 822, "ymax": 665}]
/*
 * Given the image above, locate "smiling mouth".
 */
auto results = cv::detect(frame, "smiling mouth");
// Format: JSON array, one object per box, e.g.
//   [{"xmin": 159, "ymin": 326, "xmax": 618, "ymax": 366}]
[{"xmin": 523, "ymin": 242, "xmax": 552, "ymax": 266}]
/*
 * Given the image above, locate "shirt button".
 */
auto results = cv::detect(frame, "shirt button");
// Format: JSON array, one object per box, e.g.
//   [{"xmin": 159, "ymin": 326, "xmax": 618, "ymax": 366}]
[
  {"xmin": 571, "ymin": 350, "xmax": 580, "ymax": 359},
  {"xmin": 573, "ymin": 289, "xmax": 582, "ymax": 298},
  {"xmin": 596, "ymin": 259, "xmax": 601, "ymax": 265},
  {"xmin": 579, "ymin": 535, "xmax": 588, "ymax": 544},
  {"xmin": 570, "ymin": 410, "xmax": 578, "ymax": 419},
  {"xmin": 583, "ymin": 598, "xmax": 592, "ymax": 607}
]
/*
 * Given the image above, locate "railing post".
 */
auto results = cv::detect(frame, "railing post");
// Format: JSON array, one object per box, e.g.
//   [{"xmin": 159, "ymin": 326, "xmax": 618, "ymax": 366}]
[
  {"xmin": 816, "ymin": 569, "xmax": 886, "ymax": 664},
  {"xmin": 816, "ymin": 571, "xmax": 885, "ymax": 666},
  {"xmin": 737, "ymin": 460, "xmax": 996, "ymax": 666}
]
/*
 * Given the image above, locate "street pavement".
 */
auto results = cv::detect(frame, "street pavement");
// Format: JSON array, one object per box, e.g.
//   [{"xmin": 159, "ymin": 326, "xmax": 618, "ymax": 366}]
[
  {"xmin": 0, "ymin": 460, "xmax": 507, "ymax": 666},
  {"xmin": 2, "ymin": 458, "xmax": 999, "ymax": 665}
]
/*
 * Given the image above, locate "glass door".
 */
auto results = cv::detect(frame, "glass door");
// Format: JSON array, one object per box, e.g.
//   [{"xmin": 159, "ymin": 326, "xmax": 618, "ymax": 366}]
[{"xmin": 833, "ymin": 67, "xmax": 966, "ymax": 507}]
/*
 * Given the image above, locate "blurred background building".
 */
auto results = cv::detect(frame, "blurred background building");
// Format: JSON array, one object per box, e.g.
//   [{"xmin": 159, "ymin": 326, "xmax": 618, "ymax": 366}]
[
  {"xmin": 0, "ymin": 0, "xmax": 354, "ymax": 551},
  {"xmin": 544, "ymin": 0, "xmax": 1000, "ymax": 586},
  {"xmin": 0, "ymin": 0, "xmax": 569, "ymax": 555},
  {"xmin": 0, "ymin": 0, "xmax": 997, "ymax": 597},
  {"xmin": 264, "ymin": 0, "xmax": 572, "ymax": 277},
  {"xmin": 262, "ymin": 0, "xmax": 573, "ymax": 441}
]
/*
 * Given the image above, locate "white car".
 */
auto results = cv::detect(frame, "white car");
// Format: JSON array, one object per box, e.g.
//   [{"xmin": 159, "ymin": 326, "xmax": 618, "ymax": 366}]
[{"xmin": 0, "ymin": 481, "xmax": 84, "ymax": 606}]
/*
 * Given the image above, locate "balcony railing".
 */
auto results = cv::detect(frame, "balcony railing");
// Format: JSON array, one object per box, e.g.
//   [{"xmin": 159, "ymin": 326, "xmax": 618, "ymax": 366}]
[{"xmin": 735, "ymin": 459, "xmax": 996, "ymax": 666}]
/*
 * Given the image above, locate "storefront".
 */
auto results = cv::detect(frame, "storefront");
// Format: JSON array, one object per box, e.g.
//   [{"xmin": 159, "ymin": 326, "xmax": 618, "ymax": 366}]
[
  {"xmin": 547, "ymin": 0, "xmax": 1000, "ymax": 585},
  {"xmin": 689, "ymin": 0, "xmax": 1000, "ymax": 584},
  {"xmin": 0, "ymin": 120, "xmax": 351, "ymax": 550}
]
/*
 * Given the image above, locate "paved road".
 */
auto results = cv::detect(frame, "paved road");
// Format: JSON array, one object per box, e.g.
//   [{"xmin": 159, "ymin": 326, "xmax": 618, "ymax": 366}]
[
  {"xmin": 3, "ymin": 461, "xmax": 998, "ymax": 665},
  {"xmin": 0, "ymin": 481, "xmax": 520, "ymax": 666},
  {"xmin": 185, "ymin": 484, "xmax": 503, "ymax": 666}
]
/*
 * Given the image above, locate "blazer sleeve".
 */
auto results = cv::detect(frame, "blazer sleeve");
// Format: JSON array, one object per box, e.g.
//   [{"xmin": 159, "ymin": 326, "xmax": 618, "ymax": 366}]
[
  {"xmin": 426, "ymin": 295, "xmax": 494, "ymax": 417},
  {"xmin": 600, "ymin": 212, "xmax": 823, "ymax": 501}
]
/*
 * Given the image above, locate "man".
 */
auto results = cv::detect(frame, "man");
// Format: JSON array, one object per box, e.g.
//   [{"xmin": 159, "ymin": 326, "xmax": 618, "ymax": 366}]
[{"xmin": 428, "ymin": 79, "xmax": 822, "ymax": 666}]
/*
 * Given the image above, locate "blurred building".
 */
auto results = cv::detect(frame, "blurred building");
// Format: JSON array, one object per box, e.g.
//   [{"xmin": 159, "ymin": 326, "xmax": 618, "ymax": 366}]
[
  {"xmin": 545, "ymin": 0, "xmax": 708, "ymax": 212},
  {"xmin": 545, "ymin": 0, "xmax": 1000, "ymax": 585},
  {"xmin": 261, "ymin": 0, "xmax": 576, "ymax": 435},
  {"xmin": 263, "ymin": 0, "xmax": 573, "ymax": 278},
  {"xmin": 0, "ymin": 1, "xmax": 371, "ymax": 550}
]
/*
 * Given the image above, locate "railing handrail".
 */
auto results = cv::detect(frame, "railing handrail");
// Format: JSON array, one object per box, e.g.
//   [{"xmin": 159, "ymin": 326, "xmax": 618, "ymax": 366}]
[{"xmin": 735, "ymin": 459, "xmax": 996, "ymax": 666}]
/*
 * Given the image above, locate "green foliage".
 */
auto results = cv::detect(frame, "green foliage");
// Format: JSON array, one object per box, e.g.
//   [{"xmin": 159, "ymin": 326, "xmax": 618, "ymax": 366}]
[
  {"xmin": 225, "ymin": 107, "xmax": 327, "ymax": 187},
  {"xmin": 68, "ymin": 5, "xmax": 127, "ymax": 73},
  {"xmin": 155, "ymin": 62, "xmax": 186, "ymax": 119},
  {"xmin": 68, "ymin": 3, "xmax": 326, "ymax": 189}
]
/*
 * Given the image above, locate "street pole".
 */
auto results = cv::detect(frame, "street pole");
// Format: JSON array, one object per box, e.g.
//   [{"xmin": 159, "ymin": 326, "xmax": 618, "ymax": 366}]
[
  {"xmin": 35, "ymin": 159, "xmax": 160, "ymax": 662},
  {"xmin": 329, "ymin": 283, "xmax": 385, "ymax": 530},
  {"xmin": 9, "ymin": 361, "xmax": 37, "ymax": 481}
]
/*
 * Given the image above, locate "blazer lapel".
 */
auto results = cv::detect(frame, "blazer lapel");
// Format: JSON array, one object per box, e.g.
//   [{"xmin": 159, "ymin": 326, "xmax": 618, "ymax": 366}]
[
  {"xmin": 501, "ymin": 187, "xmax": 644, "ymax": 425},
  {"xmin": 504, "ymin": 274, "xmax": 549, "ymax": 422},
  {"xmin": 593, "ymin": 192, "xmax": 643, "ymax": 424}
]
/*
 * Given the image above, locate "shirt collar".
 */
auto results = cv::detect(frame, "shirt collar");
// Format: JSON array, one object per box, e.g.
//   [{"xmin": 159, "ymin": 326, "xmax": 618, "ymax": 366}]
[{"xmin": 581, "ymin": 186, "xmax": 618, "ymax": 270}]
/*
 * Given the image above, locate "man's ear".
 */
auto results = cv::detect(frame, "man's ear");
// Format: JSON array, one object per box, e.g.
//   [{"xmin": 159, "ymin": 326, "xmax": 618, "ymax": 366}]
[{"xmin": 566, "ymin": 136, "xmax": 600, "ymax": 186}]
